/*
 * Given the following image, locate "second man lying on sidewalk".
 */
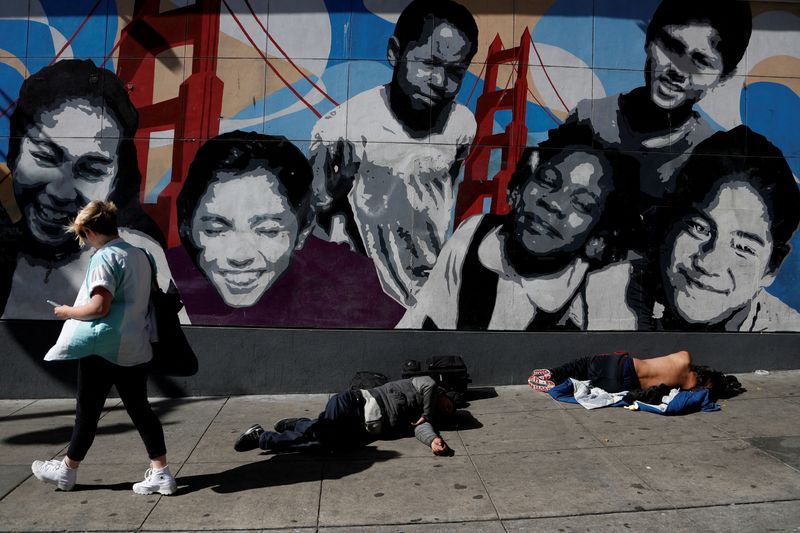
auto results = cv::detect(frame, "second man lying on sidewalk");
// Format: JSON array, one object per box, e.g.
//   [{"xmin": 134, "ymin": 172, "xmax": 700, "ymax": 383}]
[{"xmin": 234, "ymin": 376, "xmax": 457, "ymax": 456}]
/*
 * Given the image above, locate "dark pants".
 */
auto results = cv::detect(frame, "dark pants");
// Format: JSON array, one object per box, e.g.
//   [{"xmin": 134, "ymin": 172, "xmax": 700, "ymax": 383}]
[
  {"xmin": 550, "ymin": 352, "xmax": 640, "ymax": 393},
  {"xmin": 260, "ymin": 389, "xmax": 371, "ymax": 452},
  {"xmin": 67, "ymin": 355, "xmax": 166, "ymax": 461}
]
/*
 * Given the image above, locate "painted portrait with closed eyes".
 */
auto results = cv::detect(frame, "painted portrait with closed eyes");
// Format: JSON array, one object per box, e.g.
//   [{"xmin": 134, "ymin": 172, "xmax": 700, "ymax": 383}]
[{"xmin": 176, "ymin": 132, "xmax": 313, "ymax": 308}]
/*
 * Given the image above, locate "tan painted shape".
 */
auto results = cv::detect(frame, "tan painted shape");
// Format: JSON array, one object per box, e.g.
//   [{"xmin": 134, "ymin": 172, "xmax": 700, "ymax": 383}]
[
  {"xmin": 751, "ymin": 2, "xmax": 800, "ymax": 18},
  {"xmin": 217, "ymin": 20, "xmax": 265, "ymax": 59},
  {"xmin": 0, "ymin": 163, "xmax": 21, "ymax": 223},
  {"xmin": 0, "ymin": 55, "xmax": 28, "ymax": 78},
  {"xmin": 152, "ymin": 45, "xmax": 189, "ymax": 104},
  {"xmin": 747, "ymin": 56, "xmax": 800, "ymax": 92},
  {"xmin": 144, "ymin": 144, "xmax": 174, "ymax": 194}
]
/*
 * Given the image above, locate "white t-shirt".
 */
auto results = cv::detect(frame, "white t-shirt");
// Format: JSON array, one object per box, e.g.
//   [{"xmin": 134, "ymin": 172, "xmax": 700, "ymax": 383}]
[
  {"xmin": 310, "ymin": 85, "xmax": 476, "ymax": 306},
  {"xmin": 45, "ymin": 238, "xmax": 153, "ymax": 366}
]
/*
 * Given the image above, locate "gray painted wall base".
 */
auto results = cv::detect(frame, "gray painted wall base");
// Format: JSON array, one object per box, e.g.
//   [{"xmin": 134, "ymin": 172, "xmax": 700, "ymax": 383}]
[{"xmin": 1, "ymin": 320, "xmax": 798, "ymax": 398}]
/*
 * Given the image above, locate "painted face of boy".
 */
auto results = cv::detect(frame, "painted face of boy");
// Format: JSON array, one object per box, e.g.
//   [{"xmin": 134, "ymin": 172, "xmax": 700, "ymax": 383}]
[
  {"xmin": 12, "ymin": 99, "xmax": 121, "ymax": 247},
  {"xmin": 189, "ymin": 168, "xmax": 302, "ymax": 308},
  {"xmin": 390, "ymin": 20, "xmax": 472, "ymax": 115},
  {"xmin": 645, "ymin": 22, "xmax": 725, "ymax": 110},
  {"xmin": 512, "ymin": 150, "xmax": 611, "ymax": 257},
  {"xmin": 663, "ymin": 180, "xmax": 775, "ymax": 325}
]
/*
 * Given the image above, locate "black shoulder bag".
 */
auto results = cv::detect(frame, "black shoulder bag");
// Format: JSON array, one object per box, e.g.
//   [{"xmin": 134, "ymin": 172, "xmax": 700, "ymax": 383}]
[{"xmin": 144, "ymin": 251, "xmax": 198, "ymax": 376}]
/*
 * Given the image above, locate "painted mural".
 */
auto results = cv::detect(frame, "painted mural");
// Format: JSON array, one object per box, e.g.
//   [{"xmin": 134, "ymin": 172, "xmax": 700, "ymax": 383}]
[{"xmin": 0, "ymin": 0, "xmax": 798, "ymax": 332}]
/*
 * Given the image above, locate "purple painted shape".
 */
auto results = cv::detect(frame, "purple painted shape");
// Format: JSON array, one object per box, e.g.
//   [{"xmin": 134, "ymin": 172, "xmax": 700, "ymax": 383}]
[{"xmin": 166, "ymin": 235, "xmax": 405, "ymax": 328}]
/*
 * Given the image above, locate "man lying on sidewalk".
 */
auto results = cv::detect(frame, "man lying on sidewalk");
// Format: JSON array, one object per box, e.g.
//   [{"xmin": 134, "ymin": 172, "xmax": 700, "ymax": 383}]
[
  {"xmin": 528, "ymin": 350, "xmax": 745, "ymax": 413},
  {"xmin": 234, "ymin": 376, "xmax": 456, "ymax": 456}
]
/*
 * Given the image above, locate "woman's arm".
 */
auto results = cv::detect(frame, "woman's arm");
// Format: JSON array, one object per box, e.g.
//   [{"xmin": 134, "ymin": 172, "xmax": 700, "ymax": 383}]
[{"xmin": 54, "ymin": 287, "xmax": 112, "ymax": 320}]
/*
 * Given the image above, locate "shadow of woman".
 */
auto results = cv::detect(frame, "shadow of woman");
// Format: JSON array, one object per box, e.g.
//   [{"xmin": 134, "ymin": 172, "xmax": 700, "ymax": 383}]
[{"xmin": 171, "ymin": 447, "xmax": 401, "ymax": 495}]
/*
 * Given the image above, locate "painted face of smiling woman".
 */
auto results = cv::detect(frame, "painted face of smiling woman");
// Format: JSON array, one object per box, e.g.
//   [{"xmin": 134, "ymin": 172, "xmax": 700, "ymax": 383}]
[
  {"xmin": 663, "ymin": 179, "xmax": 775, "ymax": 326},
  {"xmin": 12, "ymin": 98, "xmax": 122, "ymax": 248},
  {"xmin": 189, "ymin": 167, "xmax": 302, "ymax": 308}
]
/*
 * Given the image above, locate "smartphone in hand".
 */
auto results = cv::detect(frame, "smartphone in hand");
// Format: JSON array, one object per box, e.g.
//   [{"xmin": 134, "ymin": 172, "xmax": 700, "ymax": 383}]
[{"xmin": 46, "ymin": 300, "xmax": 60, "ymax": 307}]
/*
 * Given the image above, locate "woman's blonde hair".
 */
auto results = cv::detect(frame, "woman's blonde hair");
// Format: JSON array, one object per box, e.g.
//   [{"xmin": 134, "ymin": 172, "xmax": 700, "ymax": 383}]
[{"xmin": 66, "ymin": 201, "xmax": 119, "ymax": 245}]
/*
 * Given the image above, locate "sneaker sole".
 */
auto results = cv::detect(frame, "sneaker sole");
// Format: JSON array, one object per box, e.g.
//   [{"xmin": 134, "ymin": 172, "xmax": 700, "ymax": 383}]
[
  {"xmin": 528, "ymin": 380, "xmax": 555, "ymax": 392},
  {"xmin": 31, "ymin": 470, "xmax": 75, "ymax": 491},
  {"xmin": 133, "ymin": 485, "xmax": 176, "ymax": 496}
]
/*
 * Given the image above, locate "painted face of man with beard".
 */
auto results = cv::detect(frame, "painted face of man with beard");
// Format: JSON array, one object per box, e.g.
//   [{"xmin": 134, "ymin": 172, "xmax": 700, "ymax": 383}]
[
  {"xmin": 508, "ymin": 148, "xmax": 613, "ymax": 269},
  {"xmin": 387, "ymin": 18, "xmax": 473, "ymax": 134},
  {"xmin": 12, "ymin": 98, "xmax": 122, "ymax": 251}
]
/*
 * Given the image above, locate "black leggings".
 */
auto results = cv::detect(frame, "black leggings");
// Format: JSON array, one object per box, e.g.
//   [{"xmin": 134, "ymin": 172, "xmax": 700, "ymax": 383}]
[
  {"xmin": 67, "ymin": 355, "xmax": 166, "ymax": 461},
  {"xmin": 549, "ymin": 352, "xmax": 639, "ymax": 393}
]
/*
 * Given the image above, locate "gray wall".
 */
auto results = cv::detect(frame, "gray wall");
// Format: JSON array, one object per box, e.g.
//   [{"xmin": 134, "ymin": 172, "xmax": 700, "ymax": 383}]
[{"xmin": 1, "ymin": 320, "xmax": 797, "ymax": 398}]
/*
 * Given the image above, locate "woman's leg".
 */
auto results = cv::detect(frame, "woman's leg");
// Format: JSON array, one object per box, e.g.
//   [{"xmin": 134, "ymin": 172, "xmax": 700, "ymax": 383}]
[
  {"xmin": 66, "ymin": 356, "xmax": 115, "ymax": 463},
  {"xmin": 114, "ymin": 363, "xmax": 167, "ymax": 464},
  {"xmin": 116, "ymin": 364, "xmax": 176, "ymax": 495}
]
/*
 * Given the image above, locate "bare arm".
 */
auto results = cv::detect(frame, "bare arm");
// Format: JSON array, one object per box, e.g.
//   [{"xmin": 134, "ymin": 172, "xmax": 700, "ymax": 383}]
[{"xmin": 54, "ymin": 287, "xmax": 112, "ymax": 321}]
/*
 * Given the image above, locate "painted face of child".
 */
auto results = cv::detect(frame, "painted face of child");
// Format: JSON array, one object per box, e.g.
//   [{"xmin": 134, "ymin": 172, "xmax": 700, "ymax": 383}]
[
  {"xmin": 12, "ymin": 99, "xmax": 121, "ymax": 247},
  {"xmin": 663, "ymin": 180, "xmax": 775, "ymax": 325},
  {"xmin": 393, "ymin": 20, "xmax": 472, "ymax": 114},
  {"xmin": 189, "ymin": 168, "xmax": 302, "ymax": 308},
  {"xmin": 513, "ymin": 150, "xmax": 611, "ymax": 257},
  {"xmin": 646, "ymin": 22, "xmax": 725, "ymax": 110}
]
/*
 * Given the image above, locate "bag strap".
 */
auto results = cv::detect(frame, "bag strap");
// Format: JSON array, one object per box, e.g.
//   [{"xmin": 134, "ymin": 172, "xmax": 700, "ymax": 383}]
[{"xmin": 140, "ymin": 248, "xmax": 159, "ymax": 292}]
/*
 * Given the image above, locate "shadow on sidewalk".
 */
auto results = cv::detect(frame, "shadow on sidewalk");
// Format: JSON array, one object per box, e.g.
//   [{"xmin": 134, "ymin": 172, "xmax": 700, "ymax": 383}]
[
  {"xmin": 173, "ymin": 447, "xmax": 401, "ymax": 495},
  {"xmin": 2, "ymin": 398, "xmax": 219, "ymax": 446}
]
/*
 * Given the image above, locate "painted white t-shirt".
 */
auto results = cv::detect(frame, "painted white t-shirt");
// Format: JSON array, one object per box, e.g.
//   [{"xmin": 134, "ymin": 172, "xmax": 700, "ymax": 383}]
[
  {"xmin": 310, "ymin": 85, "xmax": 476, "ymax": 306},
  {"xmin": 45, "ymin": 238, "xmax": 153, "ymax": 366},
  {"xmin": 398, "ymin": 215, "xmax": 588, "ymax": 330}
]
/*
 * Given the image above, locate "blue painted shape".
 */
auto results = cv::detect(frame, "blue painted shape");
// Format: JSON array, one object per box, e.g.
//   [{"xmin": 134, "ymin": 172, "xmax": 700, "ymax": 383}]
[
  {"xmin": 531, "ymin": 0, "xmax": 593, "ymax": 69},
  {"xmin": 145, "ymin": 168, "xmax": 171, "ymax": 204},
  {"xmin": 594, "ymin": 68, "xmax": 643, "ymax": 101},
  {"xmin": 265, "ymin": 61, "xmax": 354, "ymax": 140},
  {"xmin": 325, "ymin": 0, "xmax": 352, "ymax": 60},
  {"xmin": 0, "ymin": 19, "xmax": 29, "ymax": 60},
  {"xmin": 34, "ymin": 0, "xmax": 110, "ymax": 59},
  {"xmin": 349, "ymin": 0, "xmax": 395, "ymax": 61},
  {"xmin": 744, "ymin": 82, "xmax": 800, "ymax": 310},
  {"xmin": 457, "ymin": 71, "xmax": 482, "ymax": 114},
  {"xmin": 525, "ymin": 100, "xmax": 562, "ymax": 135},
  {"xmin": 744, "ymin": 82, "xmax": 800, "ymax": 159},
  {"xmin": 0, "ymin": 64, "xmax": 24, "ymax": 138},
  {"xmin": 770, "ymin": 229, "xmax": 800, "ymax": 312},
  {"xmin": 593, "ymin": 0, "xmax": 658, "ymax": 70},
  {"xmin": 346, "ymin": 59, "xmax": 392, "ymax": 98}
]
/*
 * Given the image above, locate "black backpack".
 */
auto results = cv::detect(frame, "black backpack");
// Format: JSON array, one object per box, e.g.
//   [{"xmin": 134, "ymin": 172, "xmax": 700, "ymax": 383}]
[
  {"xmin": 349, "ymin": 371, "xmax": 389, "ymax": 390},
  {"xmin": 401, "ymin": 356, "xmax": 471, "ymax": 393}
]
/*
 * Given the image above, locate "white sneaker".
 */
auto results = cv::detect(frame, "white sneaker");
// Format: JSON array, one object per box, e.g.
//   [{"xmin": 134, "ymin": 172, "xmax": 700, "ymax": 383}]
[
  {"xmin": 132, "ymin": 466, "xmax": 177, "ymax": 495},
  {"xmin": 31, "ymin": 459, "xmax": 77, "ymax": 491}
]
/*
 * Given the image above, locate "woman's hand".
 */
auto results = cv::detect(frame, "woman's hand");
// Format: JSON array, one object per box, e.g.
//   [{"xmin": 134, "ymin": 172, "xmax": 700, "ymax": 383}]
[
  {"xmin": 54, "ymin": 289, "xmax": 112, "ymax": 321},
  {"xmin": 53, "ymin": 305, "xmax": 72, "ymax": 320}
]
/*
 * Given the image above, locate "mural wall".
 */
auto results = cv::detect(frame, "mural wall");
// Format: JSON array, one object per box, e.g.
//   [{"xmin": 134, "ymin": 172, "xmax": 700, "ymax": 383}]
[{"xmin": 1, "ymin": 0, "xmax": 799, "ymax": 332}]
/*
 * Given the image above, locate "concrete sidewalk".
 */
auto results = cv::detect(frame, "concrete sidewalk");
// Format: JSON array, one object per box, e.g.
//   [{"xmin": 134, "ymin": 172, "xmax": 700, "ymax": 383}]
[{"xmin": 1, "ymin": 372, "xmax": 799, "ymax": 532}]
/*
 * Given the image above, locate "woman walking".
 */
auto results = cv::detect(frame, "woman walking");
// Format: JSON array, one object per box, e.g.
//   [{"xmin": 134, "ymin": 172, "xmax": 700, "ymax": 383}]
[{"xmin": 31, "ymin": 201, "xmax": 176, "ymax": 494}]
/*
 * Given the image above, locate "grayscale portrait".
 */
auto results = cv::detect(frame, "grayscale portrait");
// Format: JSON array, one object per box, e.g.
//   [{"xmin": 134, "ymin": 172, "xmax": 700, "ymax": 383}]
[
  {"xmin": 309, "ymin": 0, "xmax": 479, "ymax": 307},
  {"xmin": 554, "ymin": 0, "xmax": 753, "ymax": 214},
  {"xmin": 171, "ymin": 130, "xmax": 405, "ymax": 328},
  {"xmin": 579, "ymin": 125, "xmax": 800, "ymax": 331},
  {"xmin": 398, "ymin": 123, "xmax": 639, "ymax": 331},
  {"xmin": 0, "ymin": 59, "xmax": 171, "ymax": 320}
]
